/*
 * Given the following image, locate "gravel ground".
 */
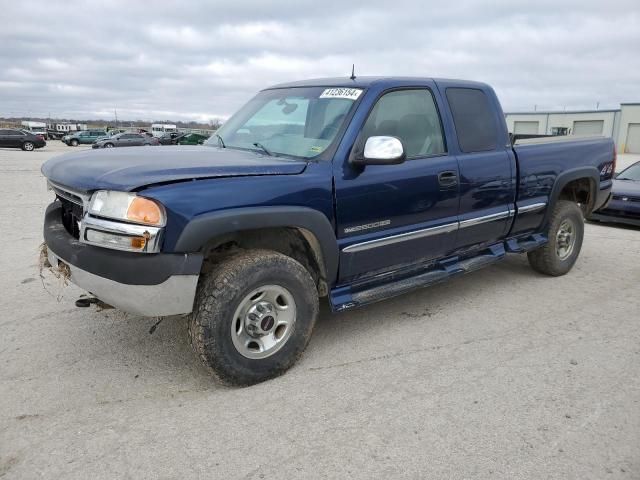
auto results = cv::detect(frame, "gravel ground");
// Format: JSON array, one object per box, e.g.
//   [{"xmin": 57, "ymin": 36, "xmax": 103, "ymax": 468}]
[{"xmin": 1, "ymin": 142, "xmax": 639, "ymax": 479}]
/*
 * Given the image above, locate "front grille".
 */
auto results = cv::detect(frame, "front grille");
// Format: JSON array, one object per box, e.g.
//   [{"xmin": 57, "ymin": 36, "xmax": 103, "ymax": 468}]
[
  {"xmin": 48, "ymin": 182, "xmax": 90, "ymax": 240},
  {"xmin": 51, "ymin": 185, "xmax": 84, "ymax": 207},
  {"xmin": 59, "ymin": 198, "xmax": 82, "ymax": 239}
]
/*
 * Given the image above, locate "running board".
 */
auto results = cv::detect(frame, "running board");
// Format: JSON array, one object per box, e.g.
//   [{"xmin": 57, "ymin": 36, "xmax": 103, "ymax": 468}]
[
  {"xmin": 505, "ymin": 233, "xmax": 548, "ymax": 253},
  {"xmin": 330, "ymin": 244, "xmax": 507, "ymax": 312}
]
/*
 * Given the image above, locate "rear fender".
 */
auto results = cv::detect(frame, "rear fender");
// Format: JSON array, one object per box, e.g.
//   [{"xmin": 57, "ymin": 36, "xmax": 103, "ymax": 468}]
[{"xmin": 543, "ymin": 167, "xmax": 599, "ymax": 227}]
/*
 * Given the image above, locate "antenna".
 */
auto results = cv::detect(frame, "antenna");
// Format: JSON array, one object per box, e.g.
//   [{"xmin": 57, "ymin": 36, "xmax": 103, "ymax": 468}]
[{"xmin": 350, "ymin": 64, "xmax": 356, "ymax": 80}]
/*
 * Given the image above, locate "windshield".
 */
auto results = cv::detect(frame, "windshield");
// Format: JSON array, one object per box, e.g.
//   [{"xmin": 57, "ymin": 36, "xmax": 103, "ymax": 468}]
[
  {"xmin": 205, "ymin": 86, "xmax": 363, "ymax": 159},
  {"xmin": 617, "ymin": 162, "xmax": 640, "ymax": 181}
]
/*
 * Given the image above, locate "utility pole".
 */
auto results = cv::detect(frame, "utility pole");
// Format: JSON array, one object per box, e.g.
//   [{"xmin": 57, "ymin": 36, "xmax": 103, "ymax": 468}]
[{"xmin": 114, "ymin": 108, "xmax": 118, "ymax": 127}]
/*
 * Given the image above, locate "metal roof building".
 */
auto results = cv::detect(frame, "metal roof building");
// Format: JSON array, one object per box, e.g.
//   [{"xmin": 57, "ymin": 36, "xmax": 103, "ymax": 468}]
[{"xmin": 505, "ymin": 103, "xmax": 640, "ymax": 153}]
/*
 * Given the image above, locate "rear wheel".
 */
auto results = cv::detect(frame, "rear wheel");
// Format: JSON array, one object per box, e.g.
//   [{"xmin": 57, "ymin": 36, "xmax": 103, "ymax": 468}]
[
  {"xmin": 188, "ymin": 250, "xmax": 319, "ymax": 386},
  {"xmin": 22, "ymin": 141, "xmax": 35, "ymax": 151},
  {"xmin": 104, "ymin": 143, "xmax": 114, "ymax": 148},
  {"xmin": 528, "ymin": 200, "xmax": 584, "ymax": 276}
]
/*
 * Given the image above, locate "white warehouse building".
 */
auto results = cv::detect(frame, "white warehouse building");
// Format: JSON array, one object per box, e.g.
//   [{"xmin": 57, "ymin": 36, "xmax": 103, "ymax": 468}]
[{"xmin": 505, "ymin": 103, "xmax": 640, "ymax": 153}]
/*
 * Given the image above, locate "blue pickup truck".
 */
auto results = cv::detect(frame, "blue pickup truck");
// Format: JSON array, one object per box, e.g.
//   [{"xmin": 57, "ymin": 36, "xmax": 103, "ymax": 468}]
[{"xmin": 42, "ymin": 77, "xmax": 616, "ymax": 385}]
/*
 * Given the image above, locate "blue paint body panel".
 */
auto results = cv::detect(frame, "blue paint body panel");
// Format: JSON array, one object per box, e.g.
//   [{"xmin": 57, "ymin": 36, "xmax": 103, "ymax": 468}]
[{"xmin": 40, "ymin": 77, "xmax": 616, "ymax": 312}]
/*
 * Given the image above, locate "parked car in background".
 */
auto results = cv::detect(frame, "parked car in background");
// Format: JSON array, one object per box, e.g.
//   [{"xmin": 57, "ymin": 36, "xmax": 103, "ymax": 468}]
[
  {"xmin": 63, "ymin": 130, "xmax": 107, "ymax": 146},
  {"xmin": 94, "ymin": 130, "xmax": 126, "ymax": 143},
  {"xmin": 589, "ymin": 161, "xmax": 640, "ymax": 226},
  {"xmin": 0, "ymin": 129, "xmax": 46, "ymax": 151},
  {"xmin": 21, "ymin": 121, "xmax": 48, "ymax": 139},
  {"xmin": 158, "ymin": 132, "xmax": 185, "ymax": 145},
  {"xmin": 92, "ymin": 132, "xmax": 160, "ymax": 148},
  {"xmin": 176, "ymin": 132, "xmax": 209, "ymax": 145}
]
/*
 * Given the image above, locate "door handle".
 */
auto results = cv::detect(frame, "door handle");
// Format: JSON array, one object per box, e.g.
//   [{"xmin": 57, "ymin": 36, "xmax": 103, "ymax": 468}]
[{"xmin": 438, "ymin": 171, "xmax": 458, "ymax": 187}]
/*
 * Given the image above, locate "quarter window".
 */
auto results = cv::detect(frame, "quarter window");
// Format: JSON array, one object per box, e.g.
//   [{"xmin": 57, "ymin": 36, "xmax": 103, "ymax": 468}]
[
  {"xmin": 361, "ymin": 89, "xmax": 446, "ymax": 158},
  {"xmin": 445, "ymin": 88, "xmax": 497, "ymax": 153}
]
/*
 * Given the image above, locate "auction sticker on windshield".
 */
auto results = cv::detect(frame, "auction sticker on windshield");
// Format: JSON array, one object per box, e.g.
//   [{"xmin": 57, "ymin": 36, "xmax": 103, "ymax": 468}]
[{"xmin": 319, "ymin": 88, "xmax": 363, "ymax": 100}]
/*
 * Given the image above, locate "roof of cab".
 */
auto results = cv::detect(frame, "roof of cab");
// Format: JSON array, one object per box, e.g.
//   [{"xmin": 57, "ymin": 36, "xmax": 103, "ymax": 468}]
[{"xmin": 265, "ymin": 76, "xmax": 490, "ymax": 90}]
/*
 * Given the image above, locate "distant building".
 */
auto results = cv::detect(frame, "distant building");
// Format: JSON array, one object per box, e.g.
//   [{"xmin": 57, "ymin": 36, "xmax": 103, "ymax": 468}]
[{"xmin": 505, "ymin": 103, "xmax": 640, "ymax": 154}]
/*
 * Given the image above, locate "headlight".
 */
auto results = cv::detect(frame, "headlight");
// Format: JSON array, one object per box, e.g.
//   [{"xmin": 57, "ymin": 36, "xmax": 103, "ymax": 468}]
[{"xmin": 88, "ymin": 190, "xmax": 166, "ymax": 226}]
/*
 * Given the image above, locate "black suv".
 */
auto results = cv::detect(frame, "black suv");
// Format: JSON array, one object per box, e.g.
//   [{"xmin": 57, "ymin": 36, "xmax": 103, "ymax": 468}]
[{"xmin": 0, "ymin": 129, "xmax": 46, "ymax": 151}]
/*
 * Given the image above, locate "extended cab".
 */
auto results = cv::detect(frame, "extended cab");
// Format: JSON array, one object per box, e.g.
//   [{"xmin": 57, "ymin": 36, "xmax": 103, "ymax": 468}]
[{"xmin": 42, "ymin": 77, "xmax": 615, "ymax": 385}]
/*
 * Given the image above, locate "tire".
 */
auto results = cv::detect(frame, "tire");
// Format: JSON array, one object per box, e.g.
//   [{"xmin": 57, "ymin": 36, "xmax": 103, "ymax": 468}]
[
  {"xmin": 104, "ymin": 143, "xmax": 114, "ymax": 148},
  {"xmin": 70, "ymin": 139, "xmax": 79, "ymax": 146},
  {"xmin": 188, "ymin": 249, "xmax": 319, "ymax": 386},
  {"xmin": 527, "ymin": 200, "xmax": 584, "ymax": 276},
  {"xmin": 22, "ymin": 141, "xmax": 35, "ymax": 151}
]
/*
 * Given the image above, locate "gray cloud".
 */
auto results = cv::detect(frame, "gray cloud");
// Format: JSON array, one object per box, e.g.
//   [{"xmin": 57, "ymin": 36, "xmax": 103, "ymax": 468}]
[{"xmin": 1, "ymin": 0, "xmax": 639, "ymax": 122}]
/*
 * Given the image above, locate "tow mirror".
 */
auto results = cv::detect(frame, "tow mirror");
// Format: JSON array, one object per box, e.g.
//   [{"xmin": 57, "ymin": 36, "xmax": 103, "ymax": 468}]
[{"xmin": 353, "ymin": 136, "xmax": 406, "ymax": 166}]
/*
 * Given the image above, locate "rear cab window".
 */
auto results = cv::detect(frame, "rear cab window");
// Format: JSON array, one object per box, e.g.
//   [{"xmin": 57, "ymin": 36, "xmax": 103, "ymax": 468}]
[{"xmin": 445, "ymin": 88, "xmax": 498, "ymax": 153}]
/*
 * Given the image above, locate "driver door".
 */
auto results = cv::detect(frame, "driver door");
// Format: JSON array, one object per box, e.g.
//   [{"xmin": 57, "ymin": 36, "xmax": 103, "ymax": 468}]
[{"xmin": 334, "ymin": 86, "xmax": 460, "ymax": 283}]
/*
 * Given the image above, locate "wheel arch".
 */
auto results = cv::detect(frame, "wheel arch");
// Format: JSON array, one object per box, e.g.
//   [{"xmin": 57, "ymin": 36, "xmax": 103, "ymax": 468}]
[
  {"xmin": 544, "ymin": 167, "xmax": 599, "ymax": 226},
  {"xmin": 174, "ymin": 206, "xmax": 339, "ymax": 292}
]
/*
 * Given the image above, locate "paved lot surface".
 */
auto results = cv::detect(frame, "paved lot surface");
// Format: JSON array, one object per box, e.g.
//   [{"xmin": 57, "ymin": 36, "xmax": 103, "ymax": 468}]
[{"xmin": 1, "ymin": 142, "xmax": 639, "ymax": 479}]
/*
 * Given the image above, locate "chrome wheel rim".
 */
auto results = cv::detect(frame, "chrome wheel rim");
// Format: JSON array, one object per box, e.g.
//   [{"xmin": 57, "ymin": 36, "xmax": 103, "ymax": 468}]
[
  {"xmin": 556, "ymin": 218, "xmax": 576, "ymax": 260},
  {"xmin": 24, "ymin": 143, "xmax": 34, "ymax": 151},
  {"xmin": 105, "ymin": 143, "xmax": 113, "ymax": 148},
  {"xmin": 231, "ymin": 285, "xmax": 296, "ymax": 359}
]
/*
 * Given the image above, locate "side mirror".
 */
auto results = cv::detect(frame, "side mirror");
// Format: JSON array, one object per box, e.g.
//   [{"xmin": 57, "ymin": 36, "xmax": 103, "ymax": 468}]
[{"xmin": 353, "ymin": 136, "xmax": 406, "ymax": 166}]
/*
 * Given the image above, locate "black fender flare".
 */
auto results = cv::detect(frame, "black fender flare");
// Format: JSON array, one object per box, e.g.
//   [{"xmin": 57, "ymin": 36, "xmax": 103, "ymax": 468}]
[
  {"xmin": 174, "ymin": 206, "xmax": 339, "ymax": 284},
  {"xmin": 543, "ymin": 166, "xmax": 600, "ymax": 227}
]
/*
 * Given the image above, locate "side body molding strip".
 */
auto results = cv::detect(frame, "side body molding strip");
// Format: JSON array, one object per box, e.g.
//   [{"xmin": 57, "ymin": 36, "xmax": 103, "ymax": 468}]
[{"xmin": 342, "ymin": 207, "xmax": 531, "ymax": 254}]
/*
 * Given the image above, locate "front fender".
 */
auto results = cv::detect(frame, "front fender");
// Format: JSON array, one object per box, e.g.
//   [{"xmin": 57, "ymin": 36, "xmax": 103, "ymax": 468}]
[{"xmin": 174, "ymin": 206, "xmax": 339, "ymax": 284}]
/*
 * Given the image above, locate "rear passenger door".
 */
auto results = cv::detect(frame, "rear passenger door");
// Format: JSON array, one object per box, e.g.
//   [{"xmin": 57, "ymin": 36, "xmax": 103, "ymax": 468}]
[
  {"xmin": 335, "ymin": 86, "xmax": 460, "ymax": 283},
  {"xmin": 443, "ymin": 86, "xmax": 516, "ymax": 251}
]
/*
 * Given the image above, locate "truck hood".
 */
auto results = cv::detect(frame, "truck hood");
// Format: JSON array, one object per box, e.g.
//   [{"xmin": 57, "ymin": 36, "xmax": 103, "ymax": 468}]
[{"xmin": 41, "ymin": 145, "xmax": 308, "ymax": 192}]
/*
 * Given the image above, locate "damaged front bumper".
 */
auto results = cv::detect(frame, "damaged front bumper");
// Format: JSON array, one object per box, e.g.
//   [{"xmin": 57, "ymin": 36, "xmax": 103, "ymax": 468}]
[{"xmin": 43, "ymin": 202, "xmax": 202, "ymax": 316}]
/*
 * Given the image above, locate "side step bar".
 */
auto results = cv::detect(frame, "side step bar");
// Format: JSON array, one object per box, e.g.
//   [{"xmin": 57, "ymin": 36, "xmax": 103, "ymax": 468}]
[{"xmin": 330, "ymin": 235, "xmax": 547, "ymax": 312}]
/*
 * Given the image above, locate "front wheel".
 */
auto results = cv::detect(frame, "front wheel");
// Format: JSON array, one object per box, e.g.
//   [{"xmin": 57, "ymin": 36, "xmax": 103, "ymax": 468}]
[
  {"xmin": 528, "ymin": 200, "xmax": 584, "ymax": 276},
  {"xmin": 188, "ymin": 250, "xmax": 319, "ymax": 386},
  {"xmin": 104, "ymin": 143, "xmax": 114, "ymax": 148},
  {"xmin": 70, "ymin": 139, "xmax": 79, "ymax": 146},
  {"xmin": 22, "ymin": 141, "xmax": 35, "ymax": 151}
]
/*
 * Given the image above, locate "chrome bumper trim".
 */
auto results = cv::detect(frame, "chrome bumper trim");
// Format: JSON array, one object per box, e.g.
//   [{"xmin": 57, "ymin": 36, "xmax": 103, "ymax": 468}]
[
  {"xmin": 47, "ymin": 248, "xmax": 198, "ymax": 317},
  {"xmin": 80, "ymin": 215, "xmax": 163, "ymax": 253}
]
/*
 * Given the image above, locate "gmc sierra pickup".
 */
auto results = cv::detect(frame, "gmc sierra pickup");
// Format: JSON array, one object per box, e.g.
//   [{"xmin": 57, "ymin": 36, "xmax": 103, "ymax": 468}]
[{"xmin": 42, "ymin": 77, "xmax": 615, "ymax": 385}]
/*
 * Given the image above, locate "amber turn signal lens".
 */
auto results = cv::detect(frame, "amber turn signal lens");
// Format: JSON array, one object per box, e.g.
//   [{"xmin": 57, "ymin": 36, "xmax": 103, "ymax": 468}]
[
  {"xmin": 127, "ymin": 197, "xmax": 163, "ymax": 225},
  {"xmin": 130, "ymin": 237, "xmax": 147, "ymax": 249}
]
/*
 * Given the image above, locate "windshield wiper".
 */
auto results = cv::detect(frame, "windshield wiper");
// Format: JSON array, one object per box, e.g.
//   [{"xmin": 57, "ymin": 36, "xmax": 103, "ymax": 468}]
[
  {"xmin": 252, "ymin": 142, "xmax": 273, "ymax": 156},
  {"xmin": 215, "ymin": 133, "xmax": 225, "ymax": 148}
]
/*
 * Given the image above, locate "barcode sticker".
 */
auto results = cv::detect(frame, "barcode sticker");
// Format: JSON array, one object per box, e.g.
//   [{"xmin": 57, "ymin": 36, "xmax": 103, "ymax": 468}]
[{"xmin": 319, "ymin": 88, "xmax": 363, "ymax": 101}]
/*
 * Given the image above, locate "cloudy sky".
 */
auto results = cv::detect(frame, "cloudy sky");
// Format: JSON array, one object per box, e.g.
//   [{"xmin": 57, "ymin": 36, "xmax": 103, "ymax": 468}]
[{"xmin": 1, "ymin": 0, "xmax": 639, "ymax": 122}]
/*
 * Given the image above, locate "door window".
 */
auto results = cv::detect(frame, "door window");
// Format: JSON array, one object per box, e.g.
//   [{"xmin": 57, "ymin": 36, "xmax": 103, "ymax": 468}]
[{"xmin": 361, "ymin": 89, "xmax": 446, "ymax": 158}]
